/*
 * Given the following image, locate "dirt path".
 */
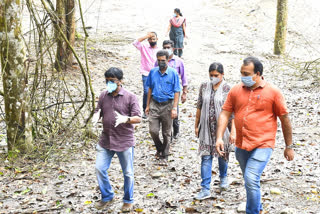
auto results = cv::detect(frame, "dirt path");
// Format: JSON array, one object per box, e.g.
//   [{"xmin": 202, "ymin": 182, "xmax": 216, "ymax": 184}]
[{"xmin": 1, "ymin": 0, "xmax": 320, "ymax": 213}]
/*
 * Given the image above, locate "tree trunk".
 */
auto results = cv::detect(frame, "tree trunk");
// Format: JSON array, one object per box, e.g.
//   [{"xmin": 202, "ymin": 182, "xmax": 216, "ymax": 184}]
[
  {"xmin": 274, "ymin": 0, "xmax": 288, "ymax": 55},
  {"xmin": 55, "ymin": 0, "xmax": 76, "ymax": 71},
  {"xmin": 0, "ymin": 0, "xmax": 33, "ymax": 153},
  {"xmin": 55, "ymin": 0, "xmax": 67, "ymax": 71},
  {"xmin": 66, "ymin": 0, "xmax": 76, "ymax": 65}
]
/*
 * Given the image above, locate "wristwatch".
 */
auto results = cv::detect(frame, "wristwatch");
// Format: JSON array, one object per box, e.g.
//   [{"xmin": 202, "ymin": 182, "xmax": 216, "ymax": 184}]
[
  {"xmin": 286, "ymin": 144, "xmax": 294, "ymax": 149},
  {"xmin": 173, "ymin": 107, "xmax": 177, "ymax": 110},
  {"xmin": 126, "ymin": 117, "xmax": 131, "ymax": 123}
]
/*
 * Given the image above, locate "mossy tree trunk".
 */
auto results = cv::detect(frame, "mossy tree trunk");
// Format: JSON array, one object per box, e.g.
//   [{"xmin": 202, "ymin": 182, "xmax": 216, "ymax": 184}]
[
  {"xmin": 55, "ymin": 0, "xmax": 76, "ymax": 71},
  {"xmin": 0, "ymin": 0, "xmax": 33, "ymax": 153},
  {"xmin": 274, "ymin": 0, "xmax": 288, "ymax": 55}
]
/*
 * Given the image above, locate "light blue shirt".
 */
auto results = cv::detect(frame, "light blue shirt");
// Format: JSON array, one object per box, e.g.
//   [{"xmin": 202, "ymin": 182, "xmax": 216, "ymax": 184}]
[{"xmin": 146, "ymin": 66, "xmax": 181, "ymax": 103}]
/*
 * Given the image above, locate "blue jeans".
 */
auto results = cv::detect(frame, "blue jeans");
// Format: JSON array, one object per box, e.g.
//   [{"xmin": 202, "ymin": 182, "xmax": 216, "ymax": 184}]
[
  {"xmin": 95, "ymin": 144, "xmax": 134, "ymax": 204},
  {"xmin": 201, "ymin": 155, "xmax": 228, "ymax": 190},
  {"xmin": 235, "ymin": 147, "xmax": 273, "ymax": 214},
  {"xmin": 142, "ymin": 75, "xmax": 149, "ymax": 112}
]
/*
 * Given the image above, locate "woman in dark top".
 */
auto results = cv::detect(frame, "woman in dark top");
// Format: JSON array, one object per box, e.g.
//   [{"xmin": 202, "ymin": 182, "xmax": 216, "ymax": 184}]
[{"xmin": 166, "ymin": 8, "xmax": 186, "ymax": 57}]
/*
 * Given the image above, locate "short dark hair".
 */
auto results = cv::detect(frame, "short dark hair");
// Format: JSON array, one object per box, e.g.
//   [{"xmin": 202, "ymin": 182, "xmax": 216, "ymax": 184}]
[
  {"xmin": 208, "ymin": 62, "xmax": 224, "ymax": 74},
  {"xmin": 156, "ymin": 50, "xmax": 169, "ymax": 59},
  {"xmin": 243, "ymin": 56, "xmax": 263, "ymax": 75},
  {"xmin": 150, "ymin": 32, "xmax": 157, "ymax": 38},
  {"xmin": 104, "ymin": 67, "xmax": 123, "ymax": 80},
  {"xmin": 163, "ymin": 40, "xmax": 174, "ymax": 48}
]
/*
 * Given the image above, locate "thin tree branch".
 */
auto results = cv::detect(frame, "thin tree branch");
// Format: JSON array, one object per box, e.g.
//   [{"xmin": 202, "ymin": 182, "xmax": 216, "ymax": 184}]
[
  {"xmin": 78, "ymin": 0, "xmax": 96, "ymax": 127},
  {"xmin": 32, "ymin": 100, "xmax": 95, "ymax": 111},
  {"xmin": 40, "ymin": 0, "xmax": 89, "ymax": 126}
]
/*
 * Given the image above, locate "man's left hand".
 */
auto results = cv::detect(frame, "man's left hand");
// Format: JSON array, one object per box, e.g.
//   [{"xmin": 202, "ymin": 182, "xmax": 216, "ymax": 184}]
[
  {"xmin": 181, "ymin": 93, "xmax": 187, "ymax": 103},
  {"xmin": 229, "ymin": 131, "xmax": 236, "ymax": 144},
  {"xmin": 171, "ymin": 109, "xmax": 177, "ymax": 119},
  {"xmin": 284, "ymin": 148, "xmax": 294, "ymax": 161},
  {"xmin": 216, "ymin": 138, "xmax": 225, "ymax": 157},
  {"xmin": 115, "ymin": 111, "xmax": 128, "ymax": 127}
]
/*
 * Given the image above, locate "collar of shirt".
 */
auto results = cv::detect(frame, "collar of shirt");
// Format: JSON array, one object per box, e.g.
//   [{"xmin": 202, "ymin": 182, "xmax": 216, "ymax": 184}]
[
  {"xmin": 169, "ymin": 55, "xmax": 177, "ymax": 62},
  {"xmin": 107, "ymin": 86, "xmax": 125, "ymax": 97},
  {"xmin": 157, "ymin": 67, "xmax": 169, "ymax": 76}
]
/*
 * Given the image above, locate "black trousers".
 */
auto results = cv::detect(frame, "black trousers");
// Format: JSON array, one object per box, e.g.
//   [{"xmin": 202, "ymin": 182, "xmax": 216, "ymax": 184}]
[
  {"xmin": 174, "ymin": 49, "xmax": 183, "ymax": 57},
  {"xmin": 172, "ymin": 104, "xmax": 179, "ymax": 135}
]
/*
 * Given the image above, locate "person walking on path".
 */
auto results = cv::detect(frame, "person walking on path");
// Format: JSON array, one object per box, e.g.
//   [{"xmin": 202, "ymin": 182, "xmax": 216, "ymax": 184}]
[
  {"xmin": 166, "ymin": 8, "xmax": 187, "ymax": 57},
  {"xmin": 194, "ymin": 62, "xmax": 236, "ymax": 200},
  {"xmin": 92, "ymin": 67, "xmax": 142, "ymax": 212},
  {"xmin": 145, "ymin": 50, "xmax": 181, "ymax": 163},
  {"xmin": 155, "ymin": 40, "xmax": 188, "ymax": 139},
  {"xmin": 216, "ymin": 57, "xmax": 294, "ymax": 214},
  {"xmin": 133, "ymin": 32, "xmax": 160, "ymax": 118}
]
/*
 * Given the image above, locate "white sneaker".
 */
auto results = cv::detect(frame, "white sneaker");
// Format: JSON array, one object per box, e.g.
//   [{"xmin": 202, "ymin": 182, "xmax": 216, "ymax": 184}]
[{"xmin": 194, "ymin": 189, "xmax": 211, "ymax": 200}]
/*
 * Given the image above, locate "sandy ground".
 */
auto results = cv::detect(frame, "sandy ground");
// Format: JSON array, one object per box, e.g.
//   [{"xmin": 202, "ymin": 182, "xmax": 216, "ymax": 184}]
[{"xmin": 1, "ymin": 0, "xmax": 320, "ymax": 213}]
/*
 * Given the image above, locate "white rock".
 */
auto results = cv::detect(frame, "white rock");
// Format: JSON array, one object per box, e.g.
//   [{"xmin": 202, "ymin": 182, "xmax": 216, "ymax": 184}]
[
  {"xmin": 280, "ymin": 207, "xmax": 297, "ymax": 214},
  {"xmin": 270, "ymin": 188, "xmax": 282, "ymax": 195},
  {"xmin": 151, "ymin": 172, "xmax": 162, "ymax": 178},
  {"xmin": 237, "ymin": 202, "xmax": 246, "ymax": 213}
]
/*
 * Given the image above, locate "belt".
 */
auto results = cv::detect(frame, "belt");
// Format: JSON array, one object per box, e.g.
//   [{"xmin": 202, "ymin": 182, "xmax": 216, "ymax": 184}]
[{"xmin": 152, "ymin": 98, "xmax": 172, "ymax": 105}]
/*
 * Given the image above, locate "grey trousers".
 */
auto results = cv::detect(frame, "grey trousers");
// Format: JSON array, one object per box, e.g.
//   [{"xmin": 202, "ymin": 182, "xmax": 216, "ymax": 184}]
[{"xmin": 149, "ymin": 99, "xmax": 173, "ymax": 157}]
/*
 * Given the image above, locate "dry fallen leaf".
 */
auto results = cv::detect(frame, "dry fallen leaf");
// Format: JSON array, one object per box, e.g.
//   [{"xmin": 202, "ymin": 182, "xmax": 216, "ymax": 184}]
[{"xmin": 84, "ymin": 200, "xmax": 92, "ymax": 205}]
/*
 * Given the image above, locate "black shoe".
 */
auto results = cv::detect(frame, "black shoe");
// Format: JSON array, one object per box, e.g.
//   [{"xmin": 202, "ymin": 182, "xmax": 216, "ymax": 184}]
[
  {"xmin": 173, "ymin": 132, "xmax": 179, "ymax": 139},
  {"xmin": 155, "ymin": 151, "xmax": 162, "ymax": 159},
  {"xmin": 142, "ymin": 112, "xmax": 148, "ymax": 119}
]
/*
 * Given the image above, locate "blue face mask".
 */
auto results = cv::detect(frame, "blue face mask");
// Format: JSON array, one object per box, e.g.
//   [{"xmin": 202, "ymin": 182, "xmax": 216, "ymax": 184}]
[
  {"xmin": 173, "ymin": 14, "xmax": 177, "ymax": 17},
  {"xmin": 164, "ymin": 48, "xmax": 173, "ymax": 56},
  {"xmin": 106, "ymin": 81, "xmax": 118, "ymax": 93},
  {"xmin": 241, "ymin": 76, "xmax": 256, "ymax": 87},
  {"xmin": 210, "ymin": 77, "xmax": 221, "ymax": 86}
]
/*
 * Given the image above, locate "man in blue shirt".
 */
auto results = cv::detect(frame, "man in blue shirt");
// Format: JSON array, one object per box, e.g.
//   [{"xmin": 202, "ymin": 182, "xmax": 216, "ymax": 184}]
[
  {"xmin": 154, "ymin": 40, "xmax": 188, "ymax": 139},
  {"xmin": 145, "ymin": 50, "xmax": 181, "ymax": 162}
]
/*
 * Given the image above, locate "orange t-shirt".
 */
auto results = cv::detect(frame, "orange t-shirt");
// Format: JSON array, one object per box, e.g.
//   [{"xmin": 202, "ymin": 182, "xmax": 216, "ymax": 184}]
[{"xmin": 222, "ymin": 81, "xmax": 288, "ymax": 151}]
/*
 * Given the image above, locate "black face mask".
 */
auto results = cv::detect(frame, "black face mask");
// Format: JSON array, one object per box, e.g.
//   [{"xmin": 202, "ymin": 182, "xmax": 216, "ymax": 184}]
[
  {"xmin": 149, "ymin": 41, "xmax": 157, "ymax": 47},
  {"xmin": 158, "ymin": 61, "xmax": 167, "ymax": 70}
]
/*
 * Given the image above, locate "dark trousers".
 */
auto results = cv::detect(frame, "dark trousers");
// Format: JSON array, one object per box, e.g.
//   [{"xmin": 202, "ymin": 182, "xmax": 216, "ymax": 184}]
[
  {"xmin": 149, "ymin": 99, "xmax": 173, "ymax": 158},
  {"xmin": 142, "ymin": 75, "xmax": 149, "ymax": 112},
  {"xmin": 172, "ymin": 102, "xmax": 179, "ymax": 135},
  {"xmin": 174, "ymin": 49, "xmax": 183, "ymax": 57}
]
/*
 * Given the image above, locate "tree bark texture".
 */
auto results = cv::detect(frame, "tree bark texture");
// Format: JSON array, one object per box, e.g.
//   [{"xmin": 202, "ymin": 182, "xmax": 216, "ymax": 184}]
[
  {"xmin": 66, "ymin": 0, "xmax": 76, "ymax": 64},
  {"xmin": 55, "ymin": 0, "xmax": 76, "ymax": 70},
  {"xmin": 0, "ymin": 0, "xmax": 33, "ymax": 153},
  {"xmin": 55, "ymin": 0, "xmax": 67, "ymax": 70},
  {"xmin": 274, "ymin": 0, "xmax": 288, "ymax": 55}
]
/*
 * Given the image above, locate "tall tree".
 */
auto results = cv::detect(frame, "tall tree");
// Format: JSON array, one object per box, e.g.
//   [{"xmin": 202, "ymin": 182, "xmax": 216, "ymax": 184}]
[
  {"xmin": 55, "ymin": 0, "xmax": 76, "ymax": 71},
  {"xmin": 274, "ymin": 0, "xmax": 288, "ymax": 55},
  {"xmin": 0, "ymin": 0, "xmax": 33, "ymax": 153}
]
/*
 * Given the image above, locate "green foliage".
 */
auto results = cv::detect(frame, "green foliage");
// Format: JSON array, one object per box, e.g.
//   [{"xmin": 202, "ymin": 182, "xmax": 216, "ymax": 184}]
[
  {"xmin": 7, "ymin": 149, "xmax": 20, "ymax": 159},
  {"xmin": 56, "ymin": 200, "xmax": 62, "ymax": 208},
  {"xmin": 146, "ymin": 192, "xmax": 155, "ymax": 198},
  {"xmin": 21, "ymin": 188, "xmax": 31, "ymax": 195}
]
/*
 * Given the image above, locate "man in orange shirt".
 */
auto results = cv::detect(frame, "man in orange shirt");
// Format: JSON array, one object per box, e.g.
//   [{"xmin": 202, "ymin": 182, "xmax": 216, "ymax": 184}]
[{"xmin": 216, "ymin": 57, "xmax": 294, "ymax": 214}]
